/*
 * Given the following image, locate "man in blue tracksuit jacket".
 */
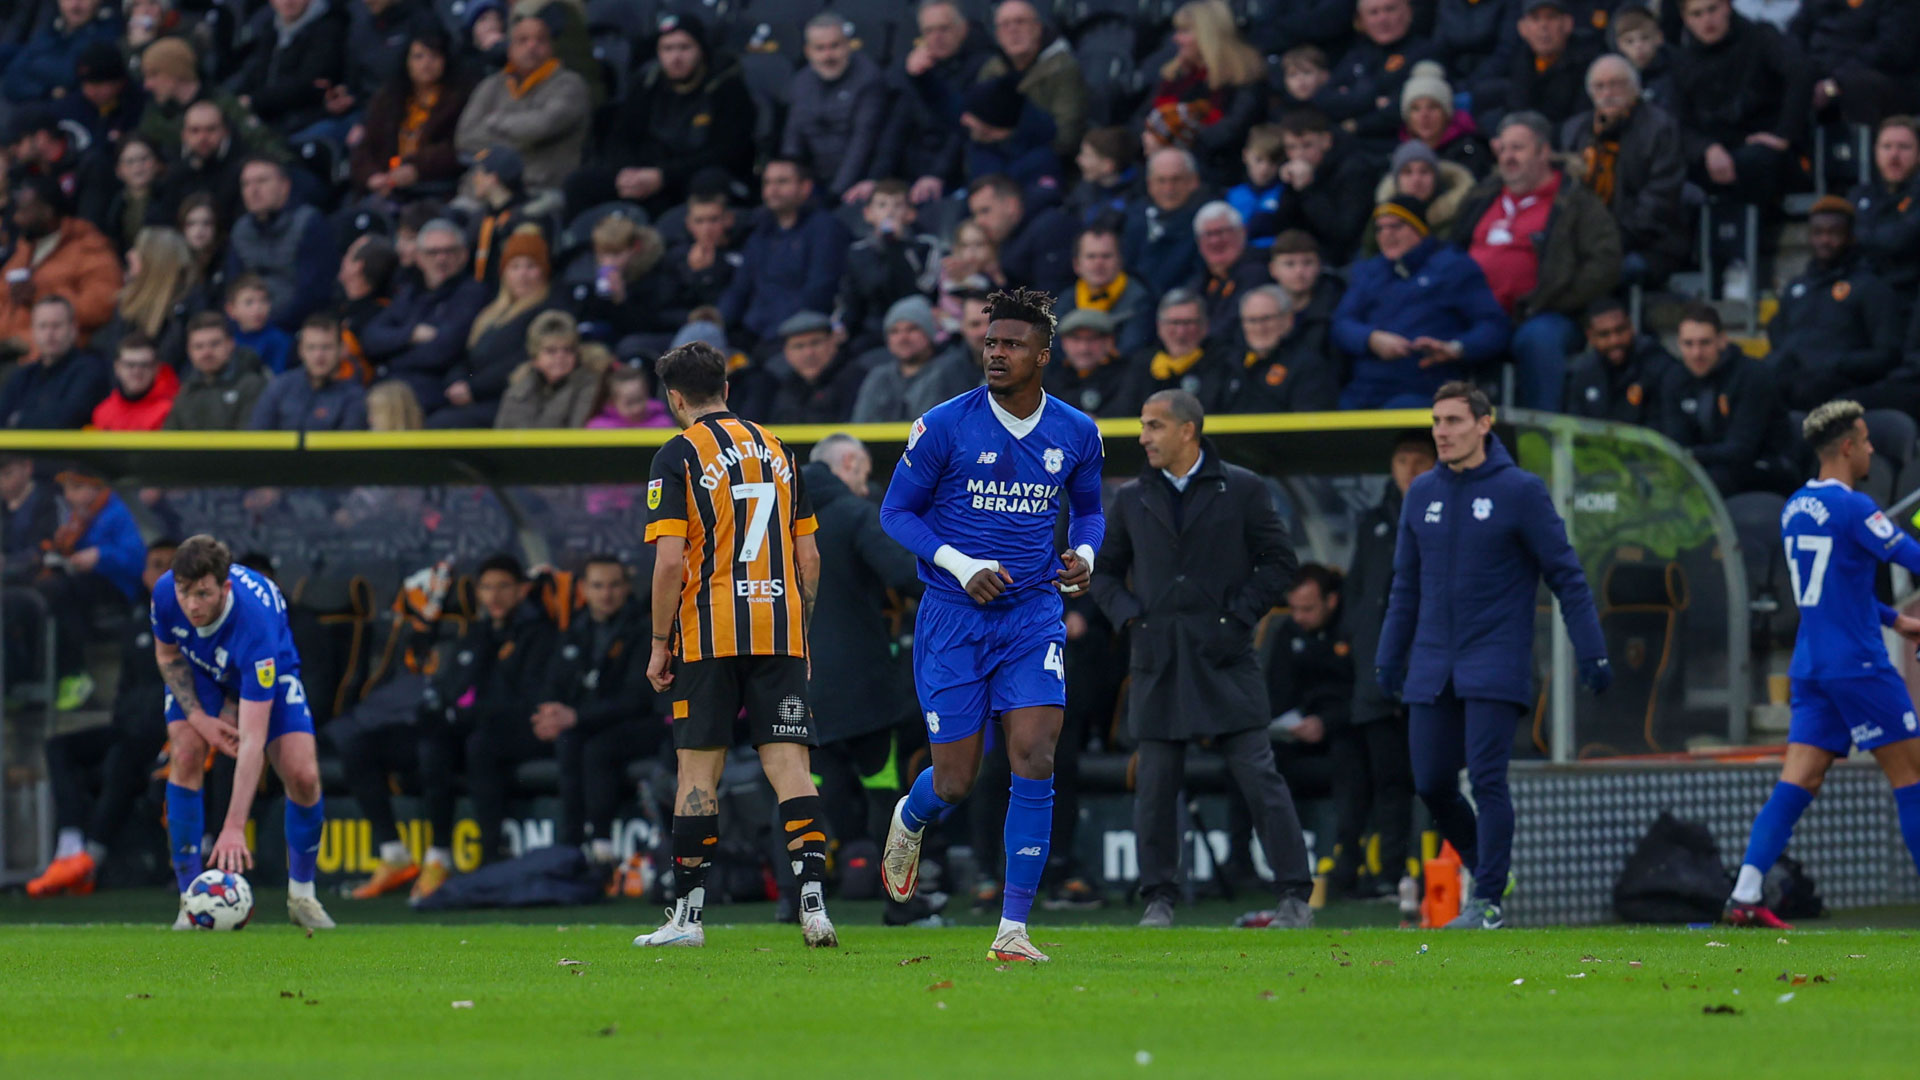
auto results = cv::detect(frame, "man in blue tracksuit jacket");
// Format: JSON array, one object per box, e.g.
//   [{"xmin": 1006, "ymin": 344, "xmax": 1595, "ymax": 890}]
[{"xmin": 1375, "ymin": 381, "xmax": 1610, "ymax": 928}]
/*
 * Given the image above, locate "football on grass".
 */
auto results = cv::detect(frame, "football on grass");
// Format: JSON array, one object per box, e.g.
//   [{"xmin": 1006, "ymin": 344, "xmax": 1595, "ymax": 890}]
[{"xmin": 184, "ymin": 870, "xmax": 254, "ymax": 930}]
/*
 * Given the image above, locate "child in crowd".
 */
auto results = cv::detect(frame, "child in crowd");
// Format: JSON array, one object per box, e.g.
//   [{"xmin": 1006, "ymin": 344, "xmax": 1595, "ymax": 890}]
[
  {"xmin": 1268, "ymin": 228, "xmax": 1343, "ymax": 318},
  {"xmin": 1275, "ymin": 45, "xmax": 1331, "ymax": 113},
  {"xmin": 587, "ymin": 364, "xmax": 673, "ymax": 430},
  {"xmin": 838, "ymin": 179, "xmax": 942, "ymax": 355},
  {"xmin": 1066, "ymin": 126, "xmax": 1139, "ymax": 225},
  {"xmin": 225, "ymin": 275, "xmax": 291, "ymax": 375},
  {"xmin": 1609, "ymin": 4, "xmax": 1673, "ymax": 109},
  {"xmin": 1228, "ymin": 124, "xmax": 1286, "ymax": 248}
]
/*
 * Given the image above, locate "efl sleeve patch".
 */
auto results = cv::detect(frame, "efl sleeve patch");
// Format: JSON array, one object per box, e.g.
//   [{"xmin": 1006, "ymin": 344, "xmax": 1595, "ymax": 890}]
[
  {"xmin": 1869, "ymin": 511, "xmax": 1896, "ymax": 540},
  {"xmin": 254, "ymin": 657, "xmax": 276, "ymax": 689},
  {"xmin": 647, "ymin": 478, "xmax": 664, "ymax": 510}
]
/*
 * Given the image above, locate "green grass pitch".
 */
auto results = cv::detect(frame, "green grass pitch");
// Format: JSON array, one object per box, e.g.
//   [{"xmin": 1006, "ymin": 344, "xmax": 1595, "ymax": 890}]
[{"xmin": 3, "ymin": 891, "xmax": 1918, "ymax": 1079}]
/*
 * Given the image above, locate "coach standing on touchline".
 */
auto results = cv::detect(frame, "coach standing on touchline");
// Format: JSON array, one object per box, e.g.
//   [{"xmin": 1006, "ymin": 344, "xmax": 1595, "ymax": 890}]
[
  {"xmin": 1376, "ymin": 381, "xmax": 1609, "ymax": 930},
  {"xmin": 1092, "ymin": 389, "xmax": 1315, "ymax": 929}
]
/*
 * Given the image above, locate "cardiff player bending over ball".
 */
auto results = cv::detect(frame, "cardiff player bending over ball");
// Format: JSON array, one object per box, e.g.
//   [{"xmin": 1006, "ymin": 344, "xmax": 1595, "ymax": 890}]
[
  {"xmin": 1730, "ymin": 401, "xmax": 1920, "ymax": 928},
  {"xmin": 878, "ymin": 287, "xmax": 1106, "ymax": 963},
  {"xmin": 152, "ymin": 535, "xmax": 333, "ymax": 930}
]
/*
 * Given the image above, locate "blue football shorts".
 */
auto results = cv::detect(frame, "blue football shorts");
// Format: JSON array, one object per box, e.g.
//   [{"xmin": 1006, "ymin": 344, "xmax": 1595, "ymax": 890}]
[
  {"xmin": 912, "ymin": 590, "xmax": 1067, "ymax": 744},
  {"xmin": 165, "ymin": 666, "xmax": 316, "ymax": 744},
  {"xmin": 1787, "ymin": 669, "xmax": 1920, "ymax": 756}
]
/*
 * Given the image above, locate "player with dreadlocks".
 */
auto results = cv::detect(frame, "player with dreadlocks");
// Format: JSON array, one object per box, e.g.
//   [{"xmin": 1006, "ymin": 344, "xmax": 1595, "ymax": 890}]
[{"xmin": 876, "ymin": 287, "xmax": 1107, "ymax": 962}]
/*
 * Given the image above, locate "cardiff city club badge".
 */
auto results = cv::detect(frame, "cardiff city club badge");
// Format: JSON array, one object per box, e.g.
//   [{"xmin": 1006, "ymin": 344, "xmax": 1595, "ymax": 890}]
[
  {"xmin": 255, "ymin": 657, "xmax": 276, "ymax": 689},
  {"xmin": 1043, "ymin": 448, "xmax": 1064, "ymax": 474}
]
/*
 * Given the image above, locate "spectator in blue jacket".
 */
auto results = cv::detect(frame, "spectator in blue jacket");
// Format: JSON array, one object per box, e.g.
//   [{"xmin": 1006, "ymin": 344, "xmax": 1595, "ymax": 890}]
[
  {"xmin": 0, "ymin": 297, "xmax": 112, "ymax": 430},
  {"xmin": 360, "ymin": 219, "xmax": 488, "ymax": 411},
  {"xmin": 38, "ymin": 469, "xmax": 146, "ymax": 710},
  {"xmin": 250, "ymin": 314, "xmax": 369, "ymax": 431},
  {"xmin": 1375, "ymin": 382, "xmax": 1609, "ymax": 930},
  {"xmin": 719, "ymin": 158, "xmax": 850, "ymax": 350},
  {"xmin": 1123, "ymin": 147, "xmax": 1208, "ymax": 296},
  {"xmin": 1334, "ymin": 197, "xmax": 1511, "ymax": 409},
  {"xmin": 960, "ymin": 73, "xmax": 1060, "ymax": 190},
  {"xmin": 966, "ymin": 173, "xmax": 1076, "ymax": 297},
  {"xmin": 2, "ymin": 0, "xmax": 120, "ymax": 105}
]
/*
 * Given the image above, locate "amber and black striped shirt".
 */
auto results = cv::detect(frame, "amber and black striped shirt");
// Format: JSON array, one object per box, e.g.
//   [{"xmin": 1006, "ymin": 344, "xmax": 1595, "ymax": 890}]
[{"xmin": 644, "ymin": 413, "xmax": 817, "ymax": 662}]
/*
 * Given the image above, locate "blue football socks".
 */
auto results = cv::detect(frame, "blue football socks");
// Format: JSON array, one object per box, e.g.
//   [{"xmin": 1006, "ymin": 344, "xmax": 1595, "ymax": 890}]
[
  {"xmin": 285, "ymin": 796, "xmax": 325, "ymax": 885},
  {"xmin": 1001, "ymin": 773, "xmax": 1054, "ymax": 926},
  {"xmin": 166, "ymin": 782, "xmax": 204, "ymax": 893},
  {"xmin": 899, "ymin": 767, "xmax": 953, "ymax": 833},
  {"xmin": 1893, "ymin": 783, "xmax": 1920, "ymax": 878},
  {"xmin": 1736, "ymin": 780, "xmax": 1814, "ymax": 903}
]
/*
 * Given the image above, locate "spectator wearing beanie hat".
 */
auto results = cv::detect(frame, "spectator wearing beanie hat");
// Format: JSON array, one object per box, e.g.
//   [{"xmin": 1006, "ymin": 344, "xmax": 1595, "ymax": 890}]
[
  {"xmin": 430, "ymin": 225, "xmax": 556, "ymax": 427},
  {"xmin": 136, "ymin": 36, "xmax": 279, "ymax": 161},
  {"xmin": 1334, "ymin": 194, "xmax": 1510, "ymax": 409},
  {"xmin": 60, "ymin": 39, "xmax": 144, "ymax": 148},
  {"xmin": 1366, "ymin": 139, "xmax": 1478, "ymax": 253},
  {"xmin": 1400, "ymin": 61, "xmax": 1489, "ymax": 177},
  {"xmin": 851, "ymin": 295, "xmax": 977, "ymax": 423},
  {"xmin": 961, "ymin": 71, "xmax": 1061, "ymax": 189}
]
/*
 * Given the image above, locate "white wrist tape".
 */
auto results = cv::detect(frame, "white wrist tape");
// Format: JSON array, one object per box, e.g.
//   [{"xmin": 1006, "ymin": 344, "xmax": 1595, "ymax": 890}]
[{"xmin": 934, "ymin": 544, "xmax": 1001, "ymax": 591}]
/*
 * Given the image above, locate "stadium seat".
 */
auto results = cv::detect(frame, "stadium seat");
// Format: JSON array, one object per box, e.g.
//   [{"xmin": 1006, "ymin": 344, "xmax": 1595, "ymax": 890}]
[
  {"xmin": 1865, "ymin": 409, "xmax": 1917, "ymax": 473},
  {"xmin": 591, "ymin": 32, "xmax": 635, "ymax": 109},
  {"xmin": 1593, "ymin": 558, "xmax": 1688, "ymax": 754},
  {"xmin": 1075, "ymin": 17, "xmax": 1139, "ymax": 126},
  {"xmin": 1057, "ymin": 0, "xmax": 1142, "ymax": 33},
  {"xmin": 586, "ymin": 0, "xmax": 654, "ymax": 39},
  {"xmin": 740, "ymin": 49, "xmax": 796, "ymax": 158},
  {"xmin": 1724, "ymin": 490, "xmax": 1790, "ymax": 633},
  {"xmin": 836, "ymin": 0, "xmax": 908, "ymax": 65}
]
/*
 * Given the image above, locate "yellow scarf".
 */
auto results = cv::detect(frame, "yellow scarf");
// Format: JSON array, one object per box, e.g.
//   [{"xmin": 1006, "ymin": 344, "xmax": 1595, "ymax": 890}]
[
  {"xmin": 1074, "ymin": 272, "xmax": 1130, "ymax": 313},
  {"xmin": 397, "ymin": 85, "xmax": 440, "ymax": 159},
  {"xmin": 507, "ymin": 58, "xmax": 559, "ymax": 100},
  {"xmin": 1150, "ymin": 348, "xmax": 1204, "ymax": 381}
]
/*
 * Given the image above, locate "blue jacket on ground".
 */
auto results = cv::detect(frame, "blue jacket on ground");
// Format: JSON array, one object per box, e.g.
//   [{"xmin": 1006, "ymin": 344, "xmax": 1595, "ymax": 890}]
[
  {"xmin": 1333, "ymin": 238, "xmax": 1511, "ymax": 408},
  {"xmin": 1376, "ymin": 434, "xmax": 1604, "ymax": 707},
  {"xmin": 720, "ymin": 205, "xmax": 851, "ymax": 344},
  {"xmin": 80, "ymin": 492, "xmax": 145, "ymax": 601}
]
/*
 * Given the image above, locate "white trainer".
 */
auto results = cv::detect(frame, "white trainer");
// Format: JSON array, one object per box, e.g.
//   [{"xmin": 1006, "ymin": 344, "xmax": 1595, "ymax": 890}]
[
  {"xmin": 799, "ymin": 891, "xmax": 838, "ymax": 948},
  {"xmin": 171, "ymin": 894, "xmax": 193, "ymax": 931},
  {"xmin": 881, "ymin": 797, "xmax": 923, "ymax": 903},
  {"xmin": 288, "ymin": 895, "xmax": 337, "ymax": 930},
  {"xmin": 987, "ymin": 925, "xmax": 1050, "ymax": 963},
  {"xmin": 633, "ymin": 899, "xmax": 705, "ymax": 947}
]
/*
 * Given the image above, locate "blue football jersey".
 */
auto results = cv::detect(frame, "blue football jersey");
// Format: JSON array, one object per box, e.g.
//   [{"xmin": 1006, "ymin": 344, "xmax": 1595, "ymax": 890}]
[
  {"xmin": 1781, "ymin": 479, "xmax": 1918, "ymax": 679},
  {"xmin": 888, "ymin": 387, "xmax": 1105, "ymax": 604},
  {"xmin": 151, "ymin": 565, "xmax": 303, "ymax": 705}
]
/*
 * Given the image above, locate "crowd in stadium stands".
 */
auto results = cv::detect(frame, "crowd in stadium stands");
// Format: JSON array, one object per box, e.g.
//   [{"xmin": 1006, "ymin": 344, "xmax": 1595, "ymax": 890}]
[
  {"xmin": 0, "ymin": 0, "xmax": 1899, "ymax": 458},
  {"xmin": 9, "ymin": 0, "xmax": 1920, "ymax": 907}
]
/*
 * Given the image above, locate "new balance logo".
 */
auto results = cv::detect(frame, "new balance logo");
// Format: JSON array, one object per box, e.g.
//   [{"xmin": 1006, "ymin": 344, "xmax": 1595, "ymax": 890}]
[
  {"xmin": 1424, "ymin": 500, "xmax": 1444, "ymax": 524},
  {"xmin": 977, "ymin": 452, "xmax": 998, "ymax": 464},
  {"xmin": 1015, "ymin": 846, "xmax": 1043, "ymax": 857}
]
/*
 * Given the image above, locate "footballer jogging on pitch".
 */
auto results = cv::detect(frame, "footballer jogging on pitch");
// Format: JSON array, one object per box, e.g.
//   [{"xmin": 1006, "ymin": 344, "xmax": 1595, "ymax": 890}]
[
  {"xmin": 1729, "ymin": 401, "xmax": 1920, "ymax": 927},
  {"xmin": 878, "ymin": 287, "xmax": 1106, "ymax": 963},
  {"xmin": 639, "ymin": 339, "xmax": 837, "ymax": 949},
  {"xmin": 150, "ymin": 535, "xmax": 334, "ymax": 931}
]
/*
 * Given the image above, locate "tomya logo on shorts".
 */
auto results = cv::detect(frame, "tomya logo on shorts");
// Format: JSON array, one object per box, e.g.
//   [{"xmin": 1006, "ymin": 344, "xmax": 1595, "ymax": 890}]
[{"xmin": 771, "ymin": 695, "xmax": 811, "ymax": 739}]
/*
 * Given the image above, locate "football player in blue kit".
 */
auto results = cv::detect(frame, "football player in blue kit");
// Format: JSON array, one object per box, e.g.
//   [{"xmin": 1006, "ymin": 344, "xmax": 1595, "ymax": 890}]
[
  {"xmin": 877, "ymin": 287, "xmax": 1106, "ymax": 963},
  {"xmin": 151, "ymin": 535, "xmax": 334, "ymax": 931},
  {"xmin": 1730, "ymin": 401, "xmax": 1920, "ymax": 928}
]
